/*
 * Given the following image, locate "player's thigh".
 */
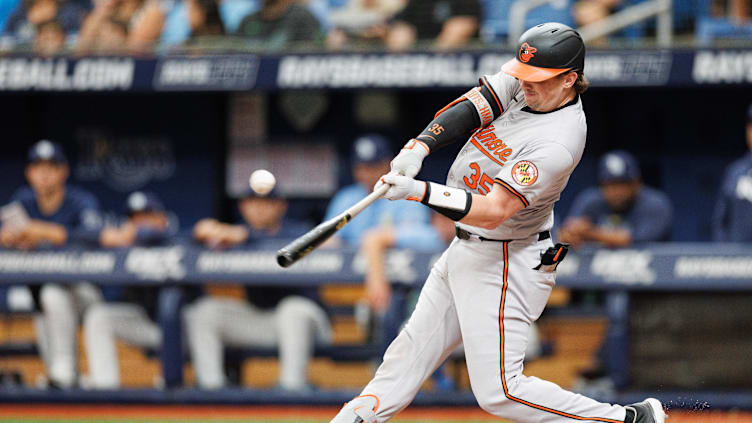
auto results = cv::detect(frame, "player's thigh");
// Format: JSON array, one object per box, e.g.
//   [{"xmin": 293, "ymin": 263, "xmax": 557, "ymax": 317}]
[
  {"xmin": 444, "ymin": 240, "xmax": 509, "ymax": 340},
  {"xmin": 276, "ymin": 296, "xmax": 331, "ymax": 343},
  {"xmin": 70, "ymin": 282, "xmax": 104, "ymax": 315},
  {"xmin": 399, "ymin": 248, "xmax": 461, "ymax": 353},
  {"xmin": 105, "ymin": 303, "xmax": 161, "ymax": 348},
  {"xmin": 444, "ymin": 241, "xmax": 522, "ymax": 381},
  {"xmin": 450, "ymin": 240, "xmax": 555, "ymax": 398},
  {"xmin": 508, "ymin": 239, "xmax": 556, "ymax": 322},
  {"xmin": 187, "ymin": 297, "xmax": 276, "ymax": 347},
  {"xmin": 39, "ymin": 283, "xmax": 73, "ymax": 311}
]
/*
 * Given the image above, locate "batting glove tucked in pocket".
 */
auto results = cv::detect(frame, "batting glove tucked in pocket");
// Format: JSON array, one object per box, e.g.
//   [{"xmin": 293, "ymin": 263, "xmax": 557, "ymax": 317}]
[{"xmin": 379, "ymin": 173, "xmax": 427, "ymax": 202}]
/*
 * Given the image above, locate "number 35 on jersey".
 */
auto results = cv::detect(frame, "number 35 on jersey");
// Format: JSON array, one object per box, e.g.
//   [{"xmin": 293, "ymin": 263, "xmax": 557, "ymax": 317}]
[{"xmin": 464, "ymin": 162, "xmax": 494, "ymax": 195}]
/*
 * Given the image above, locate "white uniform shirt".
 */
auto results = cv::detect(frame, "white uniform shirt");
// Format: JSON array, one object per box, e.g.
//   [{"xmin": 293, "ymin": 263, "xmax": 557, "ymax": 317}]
[{"xmin": 449, "ymin": 71, "xmax": 586, "ymax": 240}]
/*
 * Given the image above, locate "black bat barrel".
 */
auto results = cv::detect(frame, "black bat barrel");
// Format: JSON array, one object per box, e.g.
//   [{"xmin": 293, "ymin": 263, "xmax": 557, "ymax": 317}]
[{"xmin": 276, "ymin": 214, "xmax": 351, "ymax": 267}]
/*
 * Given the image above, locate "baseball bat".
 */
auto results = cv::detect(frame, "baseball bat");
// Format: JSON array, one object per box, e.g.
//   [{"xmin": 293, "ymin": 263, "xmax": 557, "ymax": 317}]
[{"xmin": 276, "ymin": 183, "xmax": 390, "ymax": 268}]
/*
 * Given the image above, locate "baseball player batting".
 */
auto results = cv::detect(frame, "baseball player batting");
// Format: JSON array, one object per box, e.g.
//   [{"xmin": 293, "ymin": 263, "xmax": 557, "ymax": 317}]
[{"xmin": 330, "ymin": 23, "xmax": 666, "ymax": 423}]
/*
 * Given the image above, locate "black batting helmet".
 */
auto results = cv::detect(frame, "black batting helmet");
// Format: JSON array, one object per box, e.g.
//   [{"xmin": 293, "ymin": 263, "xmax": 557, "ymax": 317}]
[{"xmin": 502, "ymin": 22, "xmax": 585, "ymax": 82}]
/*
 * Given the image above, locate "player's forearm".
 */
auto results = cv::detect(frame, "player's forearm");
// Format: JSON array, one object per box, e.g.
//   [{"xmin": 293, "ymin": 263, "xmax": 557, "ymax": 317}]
[
  {"xmin": 460, "ymin": 188, "xmax": 524, "ymax": 229},
  {"xmin": 382, "ymin": 175, "xmax": 522, "ymax": 226},
  {"xmin": 389, "ymin": 102, "xmax": 481, "ymax": 178},
  {"xmin": 0, "ymin": 228, "xmax": 21, "ymax": 248},
  {"xmin": 415, "ymin": 77, "xmax": 502, "ymax": 152},
  {"xmin": 75, "ymin": 5, "xmax": 112, "ymax": 52},
  {"xmin": 126, "ymin": 2, "xmax": 164, "ymax": 52},
  {"xmin": 30, "ymin": 221, "xmax": 67, "ymax": 246},
  {"xmin": 99, "ymin": 227, "xmax": 129, "ymax": 247},
  {"xmin": 435, "ymin": 16, "xmax": 478, "ymax": 50},
  {"xmin": 415, "ymin": 100, "xmax": 480, "ymax": 152},
  {"xmin": 385, "ymin": 22, "xmax": 416, "ymax": 52},
  {"xmin": 222, "ymin": 225, "xmax": 250, "ymax": 246},
  {"xmin": 362, "ymin": 230, "xmax": 395, "ymax": 287},
  {"xmin": 587, "ymin": 227, "xmax": 631, "ymax": 248}
]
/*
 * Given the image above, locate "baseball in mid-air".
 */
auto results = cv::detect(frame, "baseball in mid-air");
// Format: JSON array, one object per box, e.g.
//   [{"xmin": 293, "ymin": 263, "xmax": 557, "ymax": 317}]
[{"xmin": 249, "ymin": 169, "xmax": 276, "ymax": 195}]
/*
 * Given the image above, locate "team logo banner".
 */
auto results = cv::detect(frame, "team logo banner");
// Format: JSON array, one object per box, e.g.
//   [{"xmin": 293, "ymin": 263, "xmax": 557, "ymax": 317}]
[
  {"xmin": 0, "ymin": 57, "xmax": 134, "ymax": 91},
  {"xmin": 0, "ymin": 49, "xmax": 746, "ymax": 92},
  {"xmin": 154, "ymin": 55, "xmax": 259, "ymax": 91}
]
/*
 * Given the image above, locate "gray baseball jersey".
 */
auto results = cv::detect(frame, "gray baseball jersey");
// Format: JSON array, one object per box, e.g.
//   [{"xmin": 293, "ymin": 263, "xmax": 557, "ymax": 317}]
[
  {"xmin": 450, "ymin": 71, "xmax": 586, "ymax": 240},
  {"xmin": 330, "ymin": 70, "xmax": 629, "ymax": 423}
]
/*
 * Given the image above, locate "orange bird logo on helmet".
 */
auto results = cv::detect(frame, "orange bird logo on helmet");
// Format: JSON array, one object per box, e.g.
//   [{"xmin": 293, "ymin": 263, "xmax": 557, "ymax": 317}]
[{"xmin": 519, "ymin": 42, "xmax": 537, "ymax": 63}]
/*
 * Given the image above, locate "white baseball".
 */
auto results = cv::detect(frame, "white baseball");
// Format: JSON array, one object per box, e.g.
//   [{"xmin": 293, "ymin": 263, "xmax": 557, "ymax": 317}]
[{"xmin": 249, "ymin": 169, "xmax": 276, "ymax": 195}]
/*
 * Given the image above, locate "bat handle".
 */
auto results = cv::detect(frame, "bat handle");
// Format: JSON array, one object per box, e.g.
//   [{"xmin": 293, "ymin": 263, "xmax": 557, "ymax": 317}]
[{"xmin": 348, "ymin": 183, "xmax": 390, "ymax": 218}]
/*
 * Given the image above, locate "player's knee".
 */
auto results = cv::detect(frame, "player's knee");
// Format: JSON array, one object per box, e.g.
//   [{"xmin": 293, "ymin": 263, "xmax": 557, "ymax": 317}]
[
  {"xmin": 277, "ymin": 296, "xmax": 316, "ymax": 321},
  {"xmin": 40, "ymin": 284, "xmax": 71, "ymax": 311},
  {"xmin": 476, "ymin": 397, "xmax": 496, "ymax": 415},
  {"xmin": 475, "ymin": 394, "xmax": 515, "ymax": 418},
  {"xmin": 470, "ymin": 374, "xmax": 521, "ymax": 417},
  {"xmin": 183, "ymin": 298, "xmax": 221, "ymax": 329}
]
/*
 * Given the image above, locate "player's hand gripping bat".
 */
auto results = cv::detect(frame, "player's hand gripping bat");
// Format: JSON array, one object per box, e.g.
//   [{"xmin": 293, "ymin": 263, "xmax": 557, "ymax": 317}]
[{"xmin": 276, "ymin": 184, "xmax": 390, "ymax": 268}]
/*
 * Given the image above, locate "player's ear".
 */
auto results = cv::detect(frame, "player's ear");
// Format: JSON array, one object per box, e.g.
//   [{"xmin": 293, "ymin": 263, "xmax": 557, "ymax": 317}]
[{"xmin": 562, "ymin": 71, "xmax": 577, "ymax": 89}]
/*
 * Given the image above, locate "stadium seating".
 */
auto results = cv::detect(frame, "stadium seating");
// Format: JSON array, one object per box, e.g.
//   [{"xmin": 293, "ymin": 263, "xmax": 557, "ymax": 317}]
[{"xmin": 480, "ymin": 0, "xmax": 575, "ymax": 43}]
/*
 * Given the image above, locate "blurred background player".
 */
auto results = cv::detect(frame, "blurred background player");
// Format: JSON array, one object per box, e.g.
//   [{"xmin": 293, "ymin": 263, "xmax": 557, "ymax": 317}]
[
  {"xmin": 184, "ymin": 186, "xmax": 331, "ymax": 391},
  {"xmin": 385, "ymin": 0, "xmax": 481, "ymax": 51},
  {"xmin": 4, "ymin": 0, "xmax": 88, "ymax": 45},
  {"xmin": 235, "ymin": 0, "xmax": 323, "ymax": 50},
  {"xmin": 33, "ymin": 19, "xmax": 65, "ymax": 55},
  {"xmin": 323, "ymin": 134, "xmax": 431, "ymax": 333},
  {"xmin": 0, "ymin": 140, "xmax": 103, "ymax": 388},
  {"xmin": 323, "ymin": 134, "xmax": 433, "ymax": 250},
  {"xmin": 325, "ymin": 0, "xmax": 403, "ymax": 50},
  {"xmin": 84, "ymin": 191, "xmax": 178, "ymax": 389},
  {"xmin": 75, "ymin": 0, "xmax": 165, "ymax": 53},
  {"xmin": 712, "ymin": 103, "xmax": 752, "ymax": 242},
  {"xmin": 558, "ymin": 150, "xmax": 673, "ymax": 249},
  {"xmin": 183, "ymin": 0, "xmax": 226, "ymax": 47},
  {"xmin": 558, "ymin": 150, "xmax": 673, "ymax": 391},
  {"xmin": 361, "ymin": 211, "xmax": 451, "ymax": 324},
  {"xmin": 326, "ymin": 134, "xmax": 460, "ymax": 389}
]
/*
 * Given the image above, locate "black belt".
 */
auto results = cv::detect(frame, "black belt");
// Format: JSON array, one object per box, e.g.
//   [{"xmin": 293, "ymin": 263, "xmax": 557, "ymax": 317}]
[{"xmin": 455, "ymin": 227, "xmax": 550, "ymax": 243}]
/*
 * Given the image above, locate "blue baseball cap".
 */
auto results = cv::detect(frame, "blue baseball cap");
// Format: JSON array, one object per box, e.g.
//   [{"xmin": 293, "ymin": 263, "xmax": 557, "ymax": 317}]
[
  {"xmin": 351, "ymin": 134, "xmax": 392, "ymax": 165},
  {"xmin": 597, "ymin": 150, "xmax": 641, "ymax": 184},
  {"xmin": 747, "ymin": 103, "xmax": 752, "ymax": 122},
  {"xmin": 126, "ymin": 191, "xmax": 165, "ymax": 214},
  {"xmin": 28, "ymin": 140, "xmax": 67, "ymax": 164}
]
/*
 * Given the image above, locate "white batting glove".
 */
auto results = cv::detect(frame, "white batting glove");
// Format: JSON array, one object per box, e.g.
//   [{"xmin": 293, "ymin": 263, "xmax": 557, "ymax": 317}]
[
  {"xmin": 372, "ymin": 170, "xmax": 396, "ymax": 193},
  {"xmin": 380, "ymin": 173, "xmax": 427, "ymax": 202},
  {"xmin": 390, "ymin": 139, "xmax": 430, "ymax": 178}
]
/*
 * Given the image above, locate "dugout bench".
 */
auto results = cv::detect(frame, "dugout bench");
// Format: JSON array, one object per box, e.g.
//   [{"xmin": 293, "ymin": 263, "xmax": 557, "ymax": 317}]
[{"xmin": 2, "ymin": 243, "xmax": 752, "ymax": 406}]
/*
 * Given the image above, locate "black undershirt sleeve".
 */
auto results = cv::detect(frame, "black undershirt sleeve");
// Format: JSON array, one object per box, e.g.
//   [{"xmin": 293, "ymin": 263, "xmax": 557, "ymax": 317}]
[
  {"xmin": 415, "ymin": 99, "xmax": 480, "ymax": 152},
  {"xmin": 415, "ymin": 80, "xmax": 502, "ymax": 152}
]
